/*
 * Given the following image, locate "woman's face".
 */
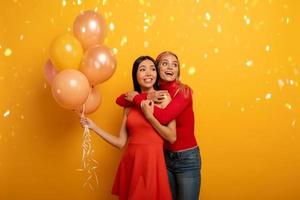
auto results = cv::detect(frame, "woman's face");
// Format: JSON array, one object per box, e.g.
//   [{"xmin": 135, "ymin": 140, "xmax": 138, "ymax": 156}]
[
  {"xmin": 158, "ymin": 54, "xmax": 179, "ymax": 82},
  {"xmin": 136, "ymin": 59, "xmax": 157, "ymax": 91}
]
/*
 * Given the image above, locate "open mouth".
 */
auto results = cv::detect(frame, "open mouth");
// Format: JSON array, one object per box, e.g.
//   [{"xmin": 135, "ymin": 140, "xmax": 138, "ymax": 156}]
[
  {"xmin": 164, "ymin": 71, "xmax": 174, "ymax": 76},
  {"xmin": 143, "ymin": 77, "xmax": 154, "ymax": 83}
]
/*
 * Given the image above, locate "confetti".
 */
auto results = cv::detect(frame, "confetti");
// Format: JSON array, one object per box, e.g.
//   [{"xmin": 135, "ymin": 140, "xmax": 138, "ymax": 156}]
[
  {"xmin": 188, "ymin": 67, "xmax": 196, "ymax": 75},
  {"xmin": 265, "ymin": 93, "xmax": 272, "ymax": 100},
  {"xmin": 204, "ymin": 12, "xmax": 211, "ymax": 21},
  {"xmin": 120, "ymin": 36, "xmax": 128, "ymax": 46},
  {"xmin": 285, "ymin": 103, "xmax": 292, "ymax": 110},
  {"xmin": 62, "ymin": 0, "xmax": 67, "ymax": 7},
  {"xmin": 3, "ymin": 110, "xmax": 10, "ymax": 118},
  {"xmin": 109, "ymin": 22, "xmax": 115, "ymax": 31},
  {"xmin": 245, "ymin": 60, "xmax": 253, "ymax": 67},
  {"xmin": 4, "ymin": 48, "xmax": 12, "ymax": 56},
  {"xmin": 244, "ymin": 15, "xmax": 251, "ymax": 25},
  {"xmin": 265, "ymin": 45, "xmax": 271, "ymax": 52},
  {"xmin": 112, "ymin": 48, "xmax": 118, "ymax": 55}
]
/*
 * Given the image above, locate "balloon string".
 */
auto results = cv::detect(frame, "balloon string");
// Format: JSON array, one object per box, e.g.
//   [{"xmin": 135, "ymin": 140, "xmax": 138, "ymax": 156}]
[{"xmin": 80, "ymin": 87, "xmax": 99, "ymax": 190}]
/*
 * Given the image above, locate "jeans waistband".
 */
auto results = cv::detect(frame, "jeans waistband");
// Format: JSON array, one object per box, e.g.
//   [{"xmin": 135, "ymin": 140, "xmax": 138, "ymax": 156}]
[{"xmin": 164, "ymin": 146, "xmax": 199, "ymax": 159}]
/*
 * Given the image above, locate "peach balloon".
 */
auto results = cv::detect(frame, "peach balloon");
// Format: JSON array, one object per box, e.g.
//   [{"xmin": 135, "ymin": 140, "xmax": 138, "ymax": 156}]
[
  {"xmin": 51, "ymin": 69, "xmax": 90, "ymax": 110},
  {"xmin": 80, "ymin": 45, "xmax": 117, "ymax": 85},
  {"xmin": 73, "ymin": 10, "xmax": 107, "ymax": 49},
  {"xmin": 77, "ymin": 87, "xmax": 102, "ymax": 114},
  {"xmin": 49, "ymin": 33, "xmax": 83, "ymax": 71},
  {"xmin": 44, "ymin": 59, "xmax": 58, "ymax": 85}
]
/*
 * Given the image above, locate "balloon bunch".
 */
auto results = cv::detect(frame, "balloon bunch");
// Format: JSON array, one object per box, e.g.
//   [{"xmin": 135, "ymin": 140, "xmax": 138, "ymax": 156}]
[
  {"xmin": 44, "ymin": 10, "xmax": 116, "ymax": 115},
  {"xmin": 44, "ymin": 10, "xmax": 116, "ymax": 190}
]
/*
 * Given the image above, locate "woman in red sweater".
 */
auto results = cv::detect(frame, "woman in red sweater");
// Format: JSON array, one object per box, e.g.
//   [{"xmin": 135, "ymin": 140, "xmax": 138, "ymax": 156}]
[{"xmin": 116, "ymin": 51, "xmax": 201, "ymax": 200}]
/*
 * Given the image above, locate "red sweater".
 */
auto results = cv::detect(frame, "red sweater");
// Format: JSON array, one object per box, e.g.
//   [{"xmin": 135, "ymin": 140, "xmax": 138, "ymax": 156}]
[{"xmin": 116, "ymin": 81, "xmax": 198, "ymax": 151}]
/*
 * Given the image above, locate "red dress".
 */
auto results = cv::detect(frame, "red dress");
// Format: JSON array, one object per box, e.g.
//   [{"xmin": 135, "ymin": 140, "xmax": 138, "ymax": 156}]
[{"xmin": 112, "ymin": 107, "xmax": 172, "ymax": 200}]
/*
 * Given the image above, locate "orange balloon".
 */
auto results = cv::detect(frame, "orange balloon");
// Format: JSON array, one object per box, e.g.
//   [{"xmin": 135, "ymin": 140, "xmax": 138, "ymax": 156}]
[
  {"xmin": 73, "ymin": 10, "xmax": 107, "ymax": 49},
  {"xmin": 49, "ymin": 33, "xmax": 83, "ymax": 70},
  {"xmin": 51, "ymin": 69, "xmax": 90, "ymax": 110},
  {"xmin": 77, "ymin": 87, "xmax": 102, "ymax": 114},
  {"xmin": 80, "ymin": 45, "xmax": 117, "ymax": 85}
]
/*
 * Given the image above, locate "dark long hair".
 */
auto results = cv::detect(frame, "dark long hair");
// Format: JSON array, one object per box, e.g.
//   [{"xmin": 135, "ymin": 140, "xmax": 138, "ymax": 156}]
[{"xmin": 132, "ymin": 56, "xmax": 159, "ymax": 93}]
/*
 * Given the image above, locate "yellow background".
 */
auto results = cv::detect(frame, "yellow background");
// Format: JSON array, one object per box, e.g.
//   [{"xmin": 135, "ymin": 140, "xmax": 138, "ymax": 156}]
[{"xmin": 0, "ymin": 0, "xmax": 299, "ymax": 199}]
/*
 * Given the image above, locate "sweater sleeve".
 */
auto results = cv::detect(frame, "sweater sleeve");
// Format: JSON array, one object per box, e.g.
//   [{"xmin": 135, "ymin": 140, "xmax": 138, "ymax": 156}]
[
  {"xmin": 153, "ymin": 87, "xmax": 192, "ymax": 125},
  {"xmin": 115, "ymin": 93, "xmax": 148, "ymax": 107}
]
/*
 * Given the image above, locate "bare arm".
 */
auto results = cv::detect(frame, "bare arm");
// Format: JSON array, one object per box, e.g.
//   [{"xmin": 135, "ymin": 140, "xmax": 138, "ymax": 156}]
[
  {"xmin": 141, "ymin": 100, "xmax": 176, "ymax": 143},
  {"xmin": 80, "ymin": 109, "xmax": 128, "ymax": 149}
]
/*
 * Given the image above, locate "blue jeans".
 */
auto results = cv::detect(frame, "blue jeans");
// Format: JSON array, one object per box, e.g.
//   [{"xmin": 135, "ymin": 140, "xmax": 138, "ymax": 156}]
[{"xmin": 164, "ymin": 147, "xmax": 201, "ymax": 200}]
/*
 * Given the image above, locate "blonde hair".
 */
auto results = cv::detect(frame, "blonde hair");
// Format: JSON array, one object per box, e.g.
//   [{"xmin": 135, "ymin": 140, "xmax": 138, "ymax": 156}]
[{"xmin": 156, "ymin": 51, "xmax": 192, "ymax": 99}]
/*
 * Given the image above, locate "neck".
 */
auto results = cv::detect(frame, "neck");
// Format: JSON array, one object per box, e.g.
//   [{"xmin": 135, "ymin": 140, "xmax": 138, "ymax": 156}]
[{"xmin": 141, "ymin": 87, "xmax": 155, "ymax": 93}]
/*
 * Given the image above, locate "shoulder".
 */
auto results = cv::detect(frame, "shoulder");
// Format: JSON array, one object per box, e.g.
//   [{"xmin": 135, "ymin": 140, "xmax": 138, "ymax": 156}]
[{"xmin": 177, "ymin": 82, "xmax": 193, "ymax": 99}]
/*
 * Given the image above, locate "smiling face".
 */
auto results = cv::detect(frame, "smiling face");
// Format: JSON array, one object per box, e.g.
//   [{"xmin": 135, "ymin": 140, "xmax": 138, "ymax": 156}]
[
  {"xmin": 157, "ymin": 53, "xmax": 179, "ymax": 82},
  {"xmin": 136, "ymin": 59, "xmax": 157, "ymax": 92}
]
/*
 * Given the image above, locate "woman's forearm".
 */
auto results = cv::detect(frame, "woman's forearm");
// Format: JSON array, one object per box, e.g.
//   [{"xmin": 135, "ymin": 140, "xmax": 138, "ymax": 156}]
[
  {"xmin": 147, "ymin": 116, "xmax": 176, "ymax": 144},
  {"xmin": 92, "ymin": 126, "xmax": 126, "ymax": 149}
]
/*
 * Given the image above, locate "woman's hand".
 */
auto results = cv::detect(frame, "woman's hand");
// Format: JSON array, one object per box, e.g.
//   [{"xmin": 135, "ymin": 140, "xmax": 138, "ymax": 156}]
[
  {"xmin": 141, "ymin": 100, "xmax": 154, "ymax": 120},
  {"xmin": 80, "ymin": 117, "xmax": 97, "ymax": 131},
  {"xmin": 151, "ymin": 90, "xmax": 171, "ymax": 105},
  {"xmin": 124, "ymin": 91, "xmax": 139, "ymax": 102},
  {"xmin": 157, "ymin": 92, "xmax": 171, "ymax": 109}
]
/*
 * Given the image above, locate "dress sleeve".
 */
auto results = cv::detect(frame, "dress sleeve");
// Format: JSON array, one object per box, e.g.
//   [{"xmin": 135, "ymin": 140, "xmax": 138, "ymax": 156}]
[
  {"xmin": 153, "ymin": 87, "xmax": 192, "ymax": 125},
  {"xmin": 116, "ymin": 93, "xmax": 148, "ymax": 107}
]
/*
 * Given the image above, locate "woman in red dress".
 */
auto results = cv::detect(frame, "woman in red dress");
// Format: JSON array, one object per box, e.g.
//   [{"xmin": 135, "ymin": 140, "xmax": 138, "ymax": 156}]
[
  {"xmin": 116, "ymin": 52, "xmax": 201, "ymax": 200},
  {"xmin": 80, "ymin": 56, "xmax": 175, "ymax": 200}
]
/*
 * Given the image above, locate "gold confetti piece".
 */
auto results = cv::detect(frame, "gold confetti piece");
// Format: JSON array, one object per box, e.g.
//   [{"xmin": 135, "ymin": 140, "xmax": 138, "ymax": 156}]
[
  {"xmin": 109, "ymin": 22, "xmax": 115, "ymax": 31},
  {"xmin": 214, "ymin": 48, "xmax": 219, "ymax": 54},
  {"xmin": 217, "ymin": 24, "xmax": 222, "ymax": 33},
  {"xmin": 285, "ymin": 103, "xmax": 292, "ymax": 110},
  {"xmin": 265, "ymin": 93, "xmax": 272, "ymax": 100},
  {"xmin": 120, "ymin": 36, "xmax": 128, "ymax": 46},
  {"xmin": 62, "ymin": 0, "xmax": 67, "ymax": 7},
  {"xmin": 112, "ymin": 48, "xmax": 118, "ymax": 55},
  {"xmin": 241, "ymin": 107, "xmax": 245, "ymax": 112},
  {"xmin": 3, "ymin": 110, "xmax": 10, "ymax": 118},
  {"xmin": 278, "ymin": 79, "xmax": 285, "ymax": 89},
  {"xmin": 255, "ymin": 97, "xmax": 261, "ymax": 102},
  {"xmin": 4, "ymin": 48, "xmax": 12, "ymax": 56},
  {"xmin": 188, "ymin": 67, "xmax": 196, "ymax": 75},
  {"xmin": 291, "ymin": 119, "xmax": 296, "ymax": 127},
  {"xmin": 204, "ymin": 12, "xmax": 211, "ymax": 21},
  {"xmin": 244, "ymin": 15, "xmax": 251, "ymax": 25},
  {"xmin": 245, "ymin": 60, "xmax": 253, "ymax": 67},
  {"xmin": 265, "ymin": 45, "xmax": 271, "ymax": 52},
  {"xmin": 19, "ymin": 34, "xmax": 24, "ymax": 40},
  {"xmin": 144, "ymin": 41, "xmax": 149, "ymax": 48}
]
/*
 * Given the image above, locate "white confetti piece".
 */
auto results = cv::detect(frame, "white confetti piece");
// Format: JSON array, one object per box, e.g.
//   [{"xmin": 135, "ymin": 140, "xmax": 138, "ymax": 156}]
[
  {"xmin": 244, "ymin": 15, "xmax": 251, "ymax": 25},
  {"xmin": 144, "ymin": 41, "xmax": 149, "ymax": 48},
  {"xmin": 245, "ymin": 60, "xmax": 253, "ymax": 67},
  {"xmin": 265, "ymin": 93, "xmax": 272, "ymax": 100},
  {"xmin": 285, "ymin": 103, "xmax": 292, "ymax": 110},
  {"xmin": 120, "ymin": 36, "xmax": 128, "ymax": 46},
  {"xmin": 62, "ymin": 0, "xmax": 67, "ymax": 7},
  {"xmin": 265, "ymin": 45, "xmax": 271, "ymax": 52},
  {"xmin": 3, "ymin": 110, "xmax": 10, "ymax": 118},
  {"xmin": 217, "ymin": 24, "xmax": 222, "ymax": 33},
  {"xmin": 4, "ymin": 48, "xmax": 12, "ymax": 56},
  {"xmin": 278, "ymin": 79, "xmax": 285, "ymax": 89},
  {"xmin": 204, "ymin": 12, "xmax": 211, "ymax": 21},
  {"xmin": 109, "ymin": 22, "xmax": 115, "ymax": 31},
  {"xmin": 188, "ymin": 67, "xmax": 196, "ymax": 75}
]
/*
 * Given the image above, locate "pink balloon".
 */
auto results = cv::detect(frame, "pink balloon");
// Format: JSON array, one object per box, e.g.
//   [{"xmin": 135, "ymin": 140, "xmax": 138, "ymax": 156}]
[
  {"xmin": 44, "ymin": 60, "xmax": 58, "ymax": 85},
  {"xmin": 80, "ymin": 45, "xmax": 117, "ymax": 85},
  {"xmin": 73, "ymin": 10, "xmax": 107, "ymax": 49},
  {"xmin": 51, "ymin": 69, "xmax": 90, "ymax": 110}
]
